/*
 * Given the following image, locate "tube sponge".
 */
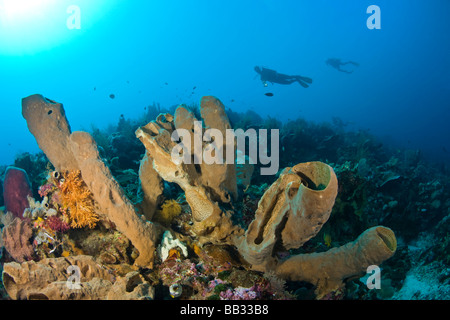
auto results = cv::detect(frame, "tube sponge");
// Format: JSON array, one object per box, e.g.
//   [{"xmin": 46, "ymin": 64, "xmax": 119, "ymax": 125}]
[
  {"xmin": 236, "ymin": 161, "xmax": 338, "ymax": 270},
  {"xmin": 275, "ymin": 226, "xmax": 397, "ymax": 299},
  {"xmin": 22, "ymin": 94, "xmax": 78, "ymax": 172},
  {"xmin": 69, "ymin": 131, "xmax": 161, "ymax": 267}
]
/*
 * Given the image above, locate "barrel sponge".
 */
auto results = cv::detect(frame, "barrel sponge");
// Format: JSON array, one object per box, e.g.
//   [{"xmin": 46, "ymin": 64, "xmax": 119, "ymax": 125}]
[
  {"xmin": 275, "ymin": 226, "xmax": 397, "ymax": 299},
  {"xmin": 3, "ymin": 167, "xmax": 33, "ymax": 219},
  {"xmin": 138, "ymin": 152, "xmax": 163, "ymax": 221}
]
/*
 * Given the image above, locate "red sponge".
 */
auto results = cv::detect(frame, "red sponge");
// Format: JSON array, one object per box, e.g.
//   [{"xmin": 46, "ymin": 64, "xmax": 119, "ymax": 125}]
[{"xmin": 3, "ymin": 167, "xmax": 32, "ymax": 219}]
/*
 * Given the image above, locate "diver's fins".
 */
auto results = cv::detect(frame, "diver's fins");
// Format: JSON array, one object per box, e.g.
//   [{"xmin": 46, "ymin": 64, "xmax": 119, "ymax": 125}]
[
  {"xmin": 298, "ymin": 80, "xmax": 310, "ymax": 88},
  {"xmin": 298, "ymin": 76, "xmax": 313, "ymax": 84}
]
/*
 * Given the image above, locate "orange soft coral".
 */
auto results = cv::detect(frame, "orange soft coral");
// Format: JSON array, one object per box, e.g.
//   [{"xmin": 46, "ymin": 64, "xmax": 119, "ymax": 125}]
[{"xmin": 60, "ymin": 170, "xmax": 99, "ymax": 229}]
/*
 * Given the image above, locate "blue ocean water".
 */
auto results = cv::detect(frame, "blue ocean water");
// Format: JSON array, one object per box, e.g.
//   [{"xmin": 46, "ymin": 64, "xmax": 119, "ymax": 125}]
[{"xmin": 0, "ymin": 0, "xmax": 449, "ymax": 166}]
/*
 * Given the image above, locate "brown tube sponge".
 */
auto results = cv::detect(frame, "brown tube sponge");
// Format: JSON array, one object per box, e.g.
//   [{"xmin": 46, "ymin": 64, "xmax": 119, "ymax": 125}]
[
  {"xmin": 199, "ymin": 96, "xmax": 237, "ymax": 202},
  {"xmin": 136, "ymin": 97, "xmax": 241, "ymax": 244},
  {"xmin": 69, "ymin": 131, "xmax": 161, "ymax": 267},
  {"xmin": 22, "ymin": 94, "xmax": 79, "ymax": 172},
  {"xmin": 138, "ymin": 152, "xmax": 164, "ymax": 221},
  {"xmin": 275, "ymin": 226, "xmax": 397, "ymax": 299},
  {"xmin": 236, "ymin": 162, "xmax": 338, "ymax": 269},
  {"xmin": 21, "ymin": 94, "xmax": 160, "ymax": 268}
]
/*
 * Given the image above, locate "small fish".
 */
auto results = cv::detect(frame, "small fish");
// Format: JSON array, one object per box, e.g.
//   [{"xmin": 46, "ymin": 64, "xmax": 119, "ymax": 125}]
[
  {"xmin": 164, "ymin": 82, "xmax": 168, "ymax": 85},
  {"xmin": 264, "ymin": 92, "xmax": 274, "ymax": 97},
  {"xmin": 109, "ymin": 94, "xmax": 115, "ymax": 99},
  {"xmin": 231, "ymin": 99, "xmax": 235, "ymax": 102},
  {"xmin": 94, "ymin": 87, "xmax": 96, "ymax": 91},
  {"xmin": 324, "ymin": 233, "xmax": 332, "ymax": 247},
  {"xmin": 193, "ymin": 86, "xmax": 196, "ymax": 90}
]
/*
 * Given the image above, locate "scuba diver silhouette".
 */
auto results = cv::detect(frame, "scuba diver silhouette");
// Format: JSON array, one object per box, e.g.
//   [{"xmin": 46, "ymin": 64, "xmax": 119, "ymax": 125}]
[
  {"xmin": 325, "ymin": 58, "xmax": 359, "ymax": 74},
  {"xmin": 254, "ymin": 66, "xmax": 313, "ymax": 88}
]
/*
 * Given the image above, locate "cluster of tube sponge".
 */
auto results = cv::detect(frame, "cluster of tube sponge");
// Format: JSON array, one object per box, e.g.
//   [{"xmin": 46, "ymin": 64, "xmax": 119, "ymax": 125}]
[{"xmin": 13, "ymin": 94, "xmax": 396, "ymax": 299}]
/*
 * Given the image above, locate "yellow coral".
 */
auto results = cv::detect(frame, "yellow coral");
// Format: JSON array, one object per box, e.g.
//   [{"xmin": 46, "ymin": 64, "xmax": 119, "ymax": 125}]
[
  {"xmin": 60, "ymin": 170, "xmax": 99, "ymax": 229},
  {"xmin": 153, "ymin": 199, "xmax": 182, "ymax": 226},
  {"xmin": 61, "ymin": 250, "xmax": 70, "ymax": 257}
]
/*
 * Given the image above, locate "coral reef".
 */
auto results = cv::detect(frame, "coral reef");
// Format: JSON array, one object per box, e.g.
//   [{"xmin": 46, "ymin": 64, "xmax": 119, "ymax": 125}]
[
  {"xmin": 134, "ymin": 95, "xmax": 396, "ymax": 298},
  {"xmin": 158, "ymin": 230, "xmax": 188, "ymax": 262},
  {"xmin": 3, "ymin": 166, "xmax": 33, "ymax": 219},
  {"xmin": 156, "ymin": 248, "xmax": 293, "ymax": 300},
  {"xmin": 106, "ymin": 271, "xmax": 154, "ymax": 300},
  {"xmin": 136, "ymin": 97, "xmax": 242, "ymax": 244},
  {"xmin": 23, "ymin": 195, "xmax": 57, "ymax": 220},
  {"xmin": 21, "ymin": 94, "xmax": 161, "ymax": 268},
  {"xmin": 71, "ymin": 229, "xmax": 132, "ymax": 265},
  {"xmin": 0, "ymin": 93, "xmax": 419, "ymax": 301}
]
